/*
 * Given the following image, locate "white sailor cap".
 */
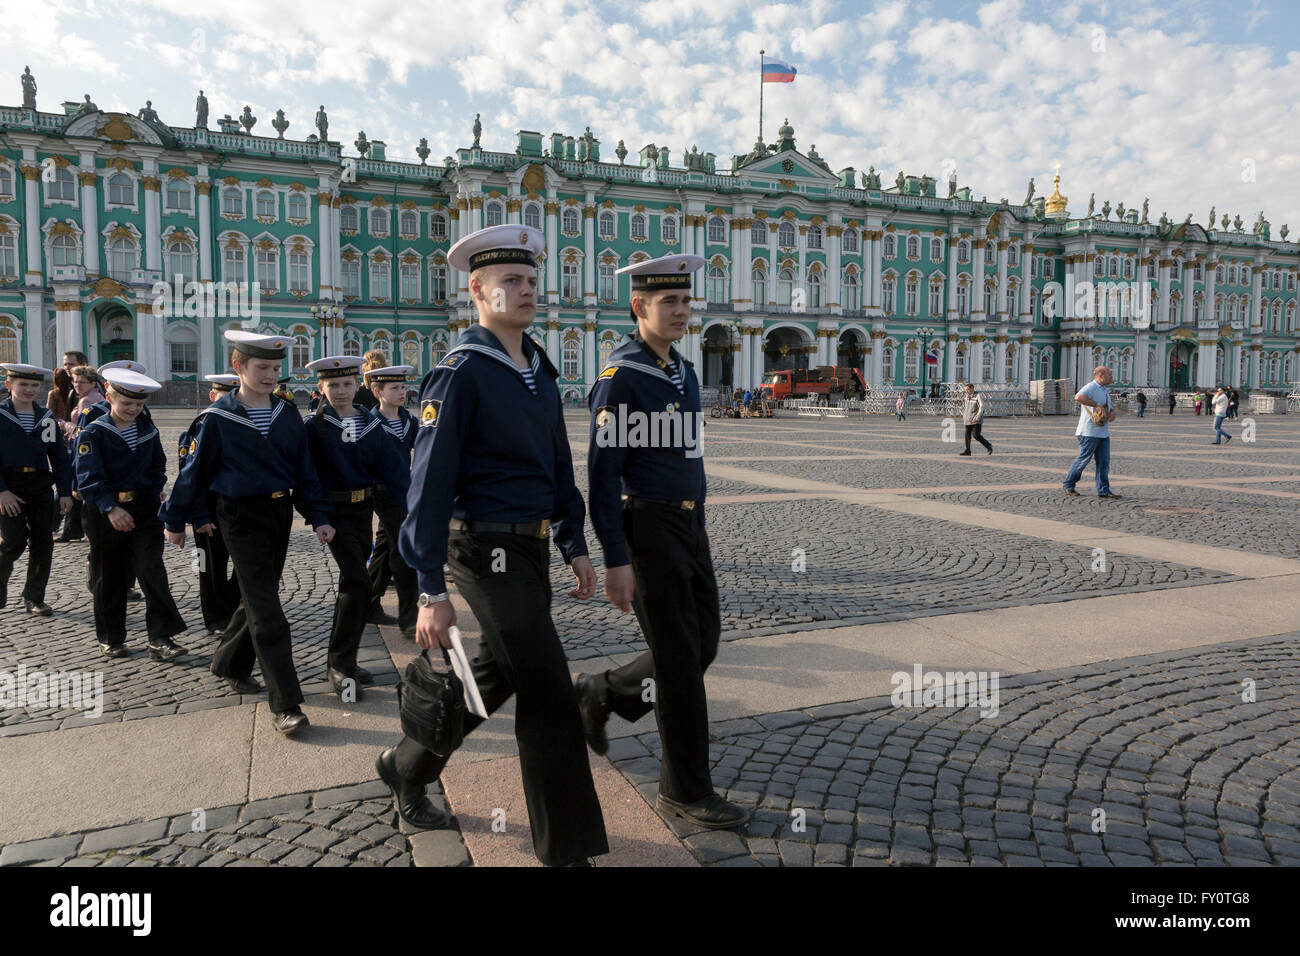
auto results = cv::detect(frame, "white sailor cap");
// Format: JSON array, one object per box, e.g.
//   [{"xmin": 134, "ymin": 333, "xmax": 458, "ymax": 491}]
[
  {"xmin": 366, "ymin": 365, "xmax": 414, "ymax": 384},
  {"xmin": 225, "ymin": 330, "xmax": 294, "ymax": 360},
  {"xmin": 103, "ymin": 367, "xmax": 162, "ymax": 400},
  {"xmin": 1, "ymin": 363, "xmax": 51, "ymax": 381},
  {"xmin": 98, "ymin": 359, "xmax": 147, "ymax": 376},
  {"xmin": 306, "ymin": 355, "xmax": 366, "ymax": 379},
  {"xmin": 447, "ymin": 223, "xmax": 544, "ymax": 274},
  {"xmin": 205, "ymin": 374, "xmax": 240, "ymax": 392},
  {"xmin": 616, "ymin": 253, "xmax": 706, "ymax": 291}
]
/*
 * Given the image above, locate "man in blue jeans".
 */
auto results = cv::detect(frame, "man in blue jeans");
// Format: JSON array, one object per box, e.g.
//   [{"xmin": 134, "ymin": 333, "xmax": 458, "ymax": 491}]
[{"xmin": 1063, "ymin": 365, "xmax": 1122, "ymax": 499}]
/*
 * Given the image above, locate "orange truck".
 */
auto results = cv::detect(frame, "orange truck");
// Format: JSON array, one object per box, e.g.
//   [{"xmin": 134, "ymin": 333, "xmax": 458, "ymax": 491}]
[{"xmin": 759, "ymin": 366, "xmax": 867, "ymax": 402}]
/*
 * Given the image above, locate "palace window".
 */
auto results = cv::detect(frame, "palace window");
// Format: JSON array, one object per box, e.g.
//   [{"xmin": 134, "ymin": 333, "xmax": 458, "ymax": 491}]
[
  {"xmin": 984, "ymin": 283, "xmax": 994, "ymax": 315},
  {"xmin": 562, "ymin": 338, "xmax": 580, "ymax": 380},
  {"xmin": 843, "ymin": 272, "xmax": 859, "ymax": 311},
  {"xmin": 778, "ymin": 222, "xmax": 796, "ymax": 247},
  {"xmin": 430, "ymin": 213, "xmax": 446, "ymax": 239},
  {"xmin": 0, "ymin": 327, "xmax": 17, "ymax": 362},
  {"xmin": 1094, "ymin": 257, "xmax": 1104, "ymax": 278},
  {"xmin": 369, "ymin": 208, "xmax": 387, "ymax": 236},
  {"xmin": 842, "ymin": 228, "xmax": 858, "ymax": 253},
  {"xmin": 985, "ymin": 243, "xmax": 995, "ymax": 265},
  {"xmin": 341, "ymin": 206, "xmax": 358, "ymax": 232},
  {"xmin": 0, "ymin": 165, "xmax": 12, "ymax": 197},
  {"xmin": 599, "ymin": 335, "xmax": 616, "ymax": 370},
  {"xmin": 52, "ymin": 233, "xmax": 79, "ymax": 267},
  {"xmin": 0, "ymin": 234, "xmax": 17, "ymax": 278},
  {"xmin": 957, "ymin": 282, "xmax": 969, "ymax": 316},
  {"xmin": 429, "ymin": 264, "xmax": 446, "ymax": 301},
  {"xmin": 881, "ymin": 343, "xmax": 895, "ymax": 382},
  {"xmin": 429, "ymin": 339, "xmax": 446, "ymax": 366},
  {"xmin": 399, "ymin": 211, "xmax": 418, "ymax": 237},
  {"xmin": 904, "ymin": 342, "xmax": 919, "ymax": 382},
  {"xmin": 561, "ymin": 260, "xmax": 579, "ymax": 299},
  {"xmin": 108, "ymin": 238, "xmax": 134, "ymax": 280},
  {"xmin": 981, "ymin": 345, "xmax": 994, "ymax": 382},
  {"xmin": 485, "ymin": 202, "xmax": 503, "ymax": 227},
  {"xmin": 630, "ymin": 213, "xmax": 647, "ymax": 241},
  {"xmin": 807, "ymin": 225, "xmax": 823, "ymax": 250},
  {"xmin": 598, "ymin": 210, "xmax": 615, "ymax": 238},
  {"xmin": 777, "ymin": 268, "xmax": 793, "ymax": 306},
  {"xmin": 165, "ymin": 180, "xmax": 191, "ymax": 212},
  {"xmin": 255, "ymin": 190, "xmax": 276, "ymax": 219},
  {"xmin": 882, "ymin": 275, "xmax": 896, "ymax": 314},
  {"xmin": 402, "ymin": 339, "xmax": 420, "ymax": 369},
  {"xmin": 750, "ymin": 221, "xmax": 767, "ymax": 246},
  {"xmin": 1031, "ymin": 257, "xmax": 1038, "ymax": 279},
  {"xmin": 399, "ymin": 262, "xmax": 420, "ymax": 300},
  {"xmin": 109, "ymin": 174, "xmax": 134, "ymax": 206},
  {"xmin": 223, "ymin": 245, "xmax": 245, "ymax": 283},
  {"xmin": 661, "ymin": 216, "xmax": 677, "ymax": 243},
  {"xmin": 1009, "ymin": 244, "xmax": 1019, "ymax": 267},
  {"xmin": 369, "ymin": 259, "xmax": 390, "ymax": 298},
  {"xmin": 169, "ymin": 332, "xmax": 198, "ymax": 375},
  {"xmin": 523, "ymin": 204, "xmax": 541, "ymax": 231},
  {"xmin": 255, "ymin": 247, "xmax": 279, "ymax": 292},
  {"xmin": 957, "ymin": 240, "xmax": 969, "ymax": 263},
  {"xmin": 707, "ymin": 216, "xmax": 727, "ymax": 243},
  {"xmin": 929, "ymin": 238, "xmax": 943, "ymax": 262},
  {"xmin": 1039, "ymin": 348, "xmax": 1053, "ymax": 380},
  {"xmin": 807, "ymin": 271, "xmax": 821, "ymax": 308},
  {"xmin": 562, "ymin": 208, "xmax": 579, "ymax": 233},
  {"xmin": 906, "ymin": 235, "xmax": 919, "ymax": 259},
  {"xmin": 340, "ymin": 259, "xmax": 360, "ymax": 297},
  {"xmin": 706, "ymin": 265, "xmax": 727, "ymax": 303},
  {"xmin": 955, "ymin": 345, "xmax": 967, "ymax": 381},
  {"xmin": 752, "ymin": 266, "xmax": 767, "ymax": 304},
  {"xmin": 286, "ymin": 193, "xmax": 308, "ymax": 221},
  {"xmin": 928, "ymin": 282, "xmax": 942, "ymax": 317},
  {"xmin": 1123, "ymin": 258, "xmax": 1134, "ymax": 280},
  {"xmin": 167, "ymin": 240, "xmax": 195, "ymax": 284},
  {"xmin": 598, "ymin": 262, "xmax": 615, "ymax": 301},
  {"xmin": 48, "ymin": 167, "xmax": 75, "ymax": 202},
  {"xmin": 905, "ymin": 275, "xmax": 919, "ymax": 314},
  {"xmin": 292, "ymin": 335, "xmax": 311, "ymax": 373},
  {"xmin": 882, "ymin": 234, "xmax": 896, "ymax": 258}
]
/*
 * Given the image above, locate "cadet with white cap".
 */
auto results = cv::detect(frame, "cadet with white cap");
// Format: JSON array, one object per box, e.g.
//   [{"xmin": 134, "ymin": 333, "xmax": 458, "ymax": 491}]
[
  {"xmin": 382, "ymin": 223, "xmax": 609, "ymax": 866},
  {"xmin": 76, "ymin": 367, "xmax": 187, "ymax": 659},
  {"xmin": 363, "ymin": 365, "xmax": 419, "ymax": 639},
  {"xmin": 175, "ymin": 373, "xmax": 243, "ymax": 634},
  {"xmin": 160, "ymin": 330, "xmax": 335, "ymax": 735},
  {"xmin": 0, "ymin": 364, "xmax": 72, "ymax": 614},
  {"xmin": 304, "ymin": 355, "xmax": 411, "ymax": 701},
  {"xmin": 574, "ymin": 253, "xmax": 750, "ymax": 830}
]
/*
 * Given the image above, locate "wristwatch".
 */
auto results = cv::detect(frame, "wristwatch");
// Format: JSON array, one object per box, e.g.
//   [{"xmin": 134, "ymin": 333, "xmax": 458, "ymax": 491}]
[{"xmin": 418, "ymin": 591, "xmax": 449, "ymax": 607}]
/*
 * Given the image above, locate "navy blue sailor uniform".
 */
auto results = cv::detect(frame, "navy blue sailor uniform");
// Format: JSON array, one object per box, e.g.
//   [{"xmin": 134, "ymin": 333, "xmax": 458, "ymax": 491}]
[
  {"xmin": 76, "ymin": 406, "xmax": 186, "ymax": 651},
  {"xmin": 0, "ymin": 399, "xmax": 72, "ymax": 608},
  {"xmin": 304, "ymin": 398, "xmax": 410, "ymax": 679},
  {"xmin": 585, "ymin": 334, "xmax": 723, "ymax": 806},
  {"xmin": 159, "ymin": 390, "xmax": 331, "ymax": 714},
  {"xmin": 366, "ymin": 402, "xmax": 419, "ymax": 636},
  {"xmin": 177, "ymin": 413, "xmax": 239, "ymax": 633},
  {"xmin": 393, "ymin": 323, "xmax": 608, "ymax": 866}
]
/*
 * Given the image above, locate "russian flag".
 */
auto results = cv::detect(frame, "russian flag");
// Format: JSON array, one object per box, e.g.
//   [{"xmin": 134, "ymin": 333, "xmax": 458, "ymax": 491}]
[{"xmin": 762, "ymin": 59, "xmax": 797, "ymax": 83}]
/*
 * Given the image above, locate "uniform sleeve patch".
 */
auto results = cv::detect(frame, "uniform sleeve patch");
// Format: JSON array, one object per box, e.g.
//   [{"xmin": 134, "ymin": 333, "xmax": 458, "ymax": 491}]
[
  {"xmin": 189, "ymin": 438, "xmax": 197, "ymax": 456},
  {"xmin": 598, "ymin": 366, "xmax": 618, "ymax": 380},
  {"xmin": 438, "ymin": 354, "xmax": 464, "ymax": 369},
  {"xmin": 420, "ymin": 399, "xmax": 442, "ymax": 427},
  {"xmin": 594, "ymin": 406, "xmax": 615, "ymax": 429},
  {"xmin": 77, "ymin": 443, "xmax": 91, "ymax": 456}
]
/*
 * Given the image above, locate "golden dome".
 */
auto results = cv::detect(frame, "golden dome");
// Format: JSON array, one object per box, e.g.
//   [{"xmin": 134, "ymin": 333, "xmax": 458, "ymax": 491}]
[{"xmin": 1045, "ymin": 167, "xmax": 1068, "ymax": 216}]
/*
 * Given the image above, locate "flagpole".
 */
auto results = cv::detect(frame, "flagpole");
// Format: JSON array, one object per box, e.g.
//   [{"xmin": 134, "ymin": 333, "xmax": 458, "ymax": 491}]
[{"xmin": 759, "ymin": 49, "xmax": 765, "ymax": 145}]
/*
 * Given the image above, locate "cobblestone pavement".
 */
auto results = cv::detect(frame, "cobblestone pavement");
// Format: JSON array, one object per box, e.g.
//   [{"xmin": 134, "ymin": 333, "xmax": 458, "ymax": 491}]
[
  {"xmin": 0, "ymin": 780, "xmax": 466, "ymax": 868},
  {"xmin": 610, "ymin": 633, "xmax": 1300, "ymax": 866}
]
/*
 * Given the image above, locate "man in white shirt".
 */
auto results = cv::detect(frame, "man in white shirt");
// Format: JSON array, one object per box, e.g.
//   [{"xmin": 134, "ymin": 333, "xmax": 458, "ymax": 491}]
[
  {"xmin": 1211, "ymin": 386, "xmax": 1232, "ymax": 445},
  {"xmin": 1063, "ymin": 365, "xmax": 1121, "ymax": 499}
]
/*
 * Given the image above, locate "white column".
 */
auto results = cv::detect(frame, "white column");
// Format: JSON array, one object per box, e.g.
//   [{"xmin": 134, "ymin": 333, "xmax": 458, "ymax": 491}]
[
  {"xmin": 945, "ymin": 336, "xmax": 958, "ymax": 383},
  {"xmin": 996, "ymin": 240, "xmax": 1009, "ymax": 321},
  {"xmin": 582, "ymin": 203, "xmax": 595, "ymax": 307},
  {"xmin": 994, "ymin": 335, "xmax": 1008, "ymax": 384},
  {"xmin": 1020, "ymin": 243, "xmax": 1033, "ymax": 322},
  {"xmin": 1182, "ymin": 261, "xmax": 1195, "ymax": 326},
  {"xmin": 196, "ymin": 182, "xmax": 212, "ymax": 282},
  {"xmin": 730, "ymin": 220, "xmax": 742, "ymax": 303},
  {"xmin": 946, "ymin": 237, "xmax": 959, "ymax": 320},
  {"xmin": 767, "ymin": 223, "xmax": 779, "ymax": 306},
  {"xmin": 731, "ymin": 338, "xmax": 742, "ymax": 386},
  {"xmin": 1229, "ymin": 340, "xmax": 1242, "ymax": 388},
  {"xmin": 869, "ymin": 233, "xmax": 882, "ymax": 312},
  {"xmin": 1249, "ymin": 346, "xmax": 1261, "ymax": 386},
  {"xmin": 469, "ymin": 195, "xmax": 483, "ymax": 235},
  {"xmin": 970, "ymin": 241, "xmax": 986, "ymax": 325},
  {"xmin": 448, "ymin": 206, "xmax": 463, "ymax": 303},
  {"xmin": 1250, "ymin": 266, "xmax": 1264, "ymax": 331},
  {"xmin": 1157, "ymin": 258, "xmax": 1171, "ymax": 328},
  {"xmin": 80, "ymin": 164, "xmax": 100, "ymax": 276},
  {"xmin": 693, "ymin": 217, "xmax": 706, "ymax": 305},
  {"xmin": 316, "ymin": 190, "xmax": 333, "ymax": 296},
  {"xmin": 546, "ymin": 321, "xmax": 560, "ymax": 368},
  {"xmin": 828, "ymin": 226, "xmax": 842, "ymax": 314},
  {"xmin": 869, "ymin": 331, "xmax": 883, "ymax": 383},
  {"xmin": 751, "ymin": 327, "xmax": 764, "ymax": 384},
  {"xmin": 24, "ymin": 293, "xmax": 46, "ymax": 367},
  {"xmin": 544, "ymin": 199, "xmax": 558, "ymax": 305},
  {"xmin": 142, "ymin": 166, "xmax": 162, "ymax": 273},
  {"xmin": 21, "ymin": 162, "xmax": 41, "ymax": 286},
  {"xmin": 583, "ymin": 317, "xmax": 596, "ymax": 388},
  {"xmin": 507, "ymin": 195, "xmax": 520, "ymax": 226},
  {"xmin": 796, "ymin": 226, "xmax": 807, "ymax": 305},
  {"xmin": 1134, "ymin": 332, "xmax": 1148, "ymax": 387},
  {"xmin": 1018, "ymin": 336, "xmax": 1032, "ymax": 383},
  {"xmin": 1203, "ymin": 258, "xmax": 1217, "ymax": 330},
  {"xmin": 739, "ymin": 328, "xmax": 752, "ymax": 388}
]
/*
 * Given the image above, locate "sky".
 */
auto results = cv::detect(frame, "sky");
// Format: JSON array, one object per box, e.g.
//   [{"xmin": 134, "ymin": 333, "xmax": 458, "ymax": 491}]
[{"xmin": 4, "ymin": 0, "xmax": 1299, "ymax": 232}]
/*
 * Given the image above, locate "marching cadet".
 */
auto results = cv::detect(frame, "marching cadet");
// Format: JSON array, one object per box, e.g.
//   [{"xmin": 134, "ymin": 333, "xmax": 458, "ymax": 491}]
[
  {"xmin": 383, "ymin": 223, "xmax": 608, "ymax": 867},
  {"xmin": 76, "ymin": 367, "xmax": 187, "ymax": 659},
  {"xmin": 364, "ymin": 365, "xmax": 419, "ymax": 640},
  {"xmin": 160, "ymin": 331, "xmax": 335, "ymax": 736},
  {"xmin": 0, "ymin": 364, "xmax": 72, "ymax": 615},
  {"xmin": 177, "ymin": 374, "xmax": 242, "ymax": 634},
  {"xmin": 574, "ymin": 253, "xmax": 750, "ymax": 830},
  {"xmin": 304, "ymin": 355, "xmax": 411, "ymax": 701}
]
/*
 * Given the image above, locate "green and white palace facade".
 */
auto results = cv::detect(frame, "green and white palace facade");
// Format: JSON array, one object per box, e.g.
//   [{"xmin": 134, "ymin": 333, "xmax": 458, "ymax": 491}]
[{"xmin": 1, "ymin": 99, "xmax": 1298, "ymax": 400}]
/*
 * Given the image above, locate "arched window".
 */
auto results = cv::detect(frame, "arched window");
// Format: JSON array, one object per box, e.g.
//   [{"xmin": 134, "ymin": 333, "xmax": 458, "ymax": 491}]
[
  {"xmin": 598, "ymin": 261, "xmax": 615, "ymax": 301},
  {"xmin": 985, "ymin": 243, "xmax": 995, "ymax": 265},
  {"xmin": 842, "ymin": 228, "xmax": 859, "ymax": 253},
  {"xmin": 598, "ymin": 210, "xmax": 615, "ymax": 238},
  {"xmin": 881, "ymin": 342, "xmax": 896, "ymax": 383},
  {"xmin": 1008, "ymin": 244, "xmax": 1019, "ymax": 267},
  {"xmin": 562, "ymin": 208, "xmax": 579, "ymax": 233},
  {"xmin": 807, "ymin": 270, "xmax": 821, "ymax": 308},
  {"xmin": 778, "ymin": 222, "xmax": 796, "ymax": 248},
  {"xmin": 256, "ymin": 190, "xmax": 276, "ymax": 219},
  {"xmin": 166, "ymin": 240, "xmax": 195, "ymax": 284},
  {"xmin": 930, "ymin": 238, "xmax": 944, "ymax": 262},
  {"xmin": 429, "ymin": 263, "xmax": 447, "ymax": 301},
  {"xmin": 108, "ymin": 237, "xmax": 135, "ymax": 280},
  {"xmin": 928, "ymin": 279, "xmax": 942, "ymax": 317},
  {"xmin": 0, "ymin": 234, "xmax": 16, "ymax": 279},
  {"xmin": 287, "ymin": 193, "xmax": 308, "ymax": 221},
  {"xmin": 843, "ymin": 272, "xmax": 859, "ymax": 311},
  {"xmin": 399, "ymin": 210, "xmax": 418, "ymax": 236},
  {"xmin": 957, "ymin": 281, "xmax": 969, "ymax": 316},
  {"xmin": 0, "ymin": 326, "xmax": 18, "ymax": 363},
  {"xmin": 807, "ymin": 225, "xmax": 823, "ymax": 250},
  {"xmin": 108, "ymin": 173, "xmax": 133, "ymax": 206},
  {"xmin": 957, "ymin": 240, "xmax": 969, "ymax": 263},
  {"xmin": 777, "ymin": 268, "xmax": 793, "ymax": 306},
  {"xmin": 750, "ymin": 221, "xmax": 767, "ymax": 246},
  {"xmin": 429, "ymin": 212, "xmax": 446, "ymax": 239},
  {"xmin": 49, "ymin": 167, "xmax": 75, "ymax": 201},
  {"xmin": 707, "ymin": 216, "xmax": 727, "ymax": 242},
  {"xmin": 256, "ymin": 245, "xmax": 279, "ymax": 292},
  {"xmin": 706, "ymin": 265, "xmax": 727, "ymax": 303},
  {"xmin": 399, "ymin": 260, "xmax": 420, "ymax": 300},
  {"xmin": 167, "ymin": 325, "xmax": 198, "ymax": 375},
  {"xmin": 369, "ymin": 257, "xmax": 390, "ymax": 298},
  {"xmin": 1005, "ymin": 343, "xmax": 1017, "ymax": 383},
  {"xmin": 165, "ymin": 179, "xmax": 191, "ymax": 212},
  {"xmin": 905, "ymin": 235, "xmax": 919, "ymax": 259},
  {"xmin": 0, "ymin": 165, "xmax": 12, "ymax": 197},
  {"xmin": 1273, "ymin": 300, "xmax": 1283, "ymax": 333},
  {"xmin": 882, "ymin": 274, "xmax": 896, "ymax": 314},
  {"xmin": 291, "ymin": 334, "xmax": 311, "ymax": 372},
  {"xmin": 630, "ymin": 213, "xmax": 646, "ymax": 241},
  {"xmin": 52, "ymin": 233, "xmax": 79, "ymax": 267},
  {"xmin": 599, "ymin": 335, "xmax": 616, "ymax": 371},
  {"xmin": 561, "ymin": 259, "xmax": 580, "ymax": 299},
  {"xmin": 402, "ymin": 338, "xmax": 420, "ymax": 368},
  {"xmin": 980, "ymin": 344, "xmax": 994, "ymax": 382},
  {"xmin": 751, "ymin": 266, "xmax": 767, "ymax": 305},
  {"xmin": 223, "ymin": 243, "xmax": 246, "ymax": 283},
  {"xmin": 430, "ymin": 339, "xmax": 447, "ymax": 366},
  {"xmin": 340, "ymin": 258, "xmax": 360, "ymax": 297},
  {"xmin": 523, "ymin": 204, "xmax": 541, "ymax": 231},
  {"xmin": 983, "ymin": 282, "xmax": 995, "ymax": 315},
  {"xmin": 341, "ymin": 206, "xmax": 359, "ymax": 232},
  {"xmin": 1094, "ymin": 256, "xmax": 1104, "ymax": 278},
  {"xmin": 562, "ymin": 338, "xmax": 581, "ymax": 379},
  {"xmin": 369, "ymin": 207, "xmax": 387, "ymax": 236},
  {"xmin": 905, "ymin": 275, "xmax": 919, "ymax": 314},
  {"xmin": 882, "ymin": 233, "xmax": 896, "ymax": 258},
  {"xmin": 660, "ymin": 216, "xmax": 677, "ymax": 243},
  {"xmin": 1039, "ymin": 348, "xmax": 1053, "ymax": 380},
  {"xmin": 955, "ymin": 344, "xmax": 968, "ymax": 381},
  {"xmin": 343, "ymin": 333, "xmax": 361, "ymax": 357},
  {"xmin": 485, "ymin": 202, "xmax": 503, "ymax": 227}
]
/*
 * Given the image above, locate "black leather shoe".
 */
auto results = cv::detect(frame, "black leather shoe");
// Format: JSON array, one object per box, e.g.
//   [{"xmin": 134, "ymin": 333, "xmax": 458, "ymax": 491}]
[
  {"xmin": 958, "ymin": 450, "xmax": 971, "ymax": 456},
  {"xmin": 24, "ymin": 600, "xmax": 53, "ymax": 617},
  {"xmin": 1098, "ymin": 493, "xmax": 1124, "ymax": 499},
  {"xmin": 1063, "ymin": 489, "xmax": 1079, "ymax": 496},
  {"xmin": 100, "ymin": 642, "xmax": 128, "ymax": 658},
  {"xmin": 328, "ymin": 668, "xmax": 364, "ymax": 701},
  {"xmin": 352, "ymin": 666, "xmax": 374, "ymax": 685},
  {"xmin": 148, "ymin": 639, "xmax": 186, "ymax": 661},
  {"xmin": 271, "ymin": 708, "xmax": 309, "ymax": 735},
  {"xmin": 376, "ymin": 748, "xmax": 451, "ymax": 830},
  {"xmin": 226, "ymin": 676, "xmax": 262, "ymax": 694},
  {"xmin": 127, "ymin": 590, "xmax": 143, "ymax": 602},
  {"xmin": 656, "ymin": 792, "xmax": 752, "ymax": 830},
  {"xmin": 367, "ymin": 608, "xmax": 398, "ymax": 625},
  {"xmin": 574, "ymin": 674, "xmax": 609, "ymax": 756}
]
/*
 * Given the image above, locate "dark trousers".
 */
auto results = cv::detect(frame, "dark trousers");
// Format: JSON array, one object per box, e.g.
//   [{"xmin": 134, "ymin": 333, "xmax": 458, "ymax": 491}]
[
  {"xmin": 326, "ymin": 497, "xmax": 374, "ymax": 674},
  {"xmin": 84, "ymin": 496, "xmax": 185, "ymax": 646},
  {"xmin": 0, "ymin": 471, "xmax": 55, "ymax": 605},
  {"xmin": 392, "ymin": 530, "xmax": 608, "ymax": 866},
  {"xmin": 964, "ymin": 422, "xmax": 992, "ymax": 453},
  {"xmin": 59, "ymin": 496, "xmax": 84, "ymax": 539},
  {"xmin": 594, "ymin": 503, "xmax": 722, "ymax": 803},
  {"xmin": 210, "ymin": 494, "xmax": 303, "ymax": 713},
  {"xmin": 367, "ymin": 487, "xmax": 417, "ymax": 633},
  {"xmin": 196, "ymin": 497, "xmax": 239, "ymax": 631}
]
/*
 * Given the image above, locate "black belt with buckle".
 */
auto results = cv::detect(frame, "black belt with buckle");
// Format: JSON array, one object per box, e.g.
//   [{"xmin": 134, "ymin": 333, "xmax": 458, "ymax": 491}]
[
  {"xmin": 449, "ymin": 517, "xmax": 551, "ymax": 539},
  {"xmin": 622, "ymin": 495, "xmax": 696, "ymax": 511},
  {"xmin": 4, "ymin": 466, "xmax": 39, "ymax": 474},
  {"xmin": 328, "ymin": 487, "xmax": 372, "ymax": 504},
  {"xmin": 114, "ymin": 489, "xmax": 151, "ymax": 504}
]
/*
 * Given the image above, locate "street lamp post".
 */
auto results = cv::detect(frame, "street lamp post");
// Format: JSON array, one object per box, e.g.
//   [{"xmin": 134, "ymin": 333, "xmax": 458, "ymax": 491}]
[
  {"xmin": 916, "ymin": 326, "xmax": 935, "ymax": 400},
  {"xmin": 311, "ymin": 304, "xmax": 344, "ymax": 355}
]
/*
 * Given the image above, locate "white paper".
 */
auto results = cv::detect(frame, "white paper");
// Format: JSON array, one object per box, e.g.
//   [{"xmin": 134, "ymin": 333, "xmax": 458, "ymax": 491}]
[{"xmin": 446, "ymin": 626, "xmax": 488, "ymax": 718}]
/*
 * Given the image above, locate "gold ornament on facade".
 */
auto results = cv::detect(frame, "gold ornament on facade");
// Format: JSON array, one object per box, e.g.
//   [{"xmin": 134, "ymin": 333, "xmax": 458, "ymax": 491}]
[
  {"xmin": 506, "ymin": 199, "xmax": 521, "ymax": 212},
  {"xmin": 195, "ymin": 182, "xmax": 211, "ymax": 196},
  {"xmin": 257, "ymin": 238, "xmax": 275, "ymax": 251},
  {"xmin": 583, "ymin": 206, "xmax": 595, "ymax": 219},
  {"xmin": 1044, "ymin": 168, "xmax": 1068, "ymax": 216},
  {"xmin": 778, "ymin": 179, "xmax": 795, "ymax": 190},
  {"xmin": 90, "ymin": 277, "xmax": 127, "ymax": 300},
  {"xmin": 49, "ymin": 222, "xmax": 76, "ymax": 237},
  {"xmin": 254, "ymin": 177, "xmax": 273, "ymax": 188},
  {"xmin": 223, "ymin": 176, "xmax": 239, "ymax": 186},
  {"xmin": 20, "ymin": 165, "xmax": 41, "ymax": 181},
  {"xmin": 469, "ymin": 197, "xmax": 483, "ymax": 209},
  {"xmin": 583, "ymin": 322, "xmax": 597, "ymax": 332},
  {"xmin": 53, "ymin": 299, "xmax": 82, "ymax": 311},
  {"xmin": 108, "ymin": 225, "xmax": 134, "ymax": 242},
  {"xmin": 371, "ymin": 196, "xmax": 388, "ymax": 207},
  {"xmin": 96, "ymin": 115, "xmax": 136, "ymax": 142},
  {"xmin": 77, "ymin": 171, "xmax": 99, "ymax": 187},
  {"xmin": 544, "ymin": 202, "xmax": 559, "ymax": 215},
  {"xmin": 141, "ymin": 176, "xmax": 161, "ymax": 191}
]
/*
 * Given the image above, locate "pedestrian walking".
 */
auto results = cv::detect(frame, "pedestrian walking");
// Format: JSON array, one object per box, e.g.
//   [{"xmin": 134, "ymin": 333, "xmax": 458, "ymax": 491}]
[
  {"xmin": 1135, "ymin": 390, "xmax": 1146, "ymax": 417},
  {"xmin": 384, "ymin": 224, "xmax": 608, "ymax": 866},
  {"xmin": 1168, "ymin": 391, "xmax": 1176, "ymax": 415},
  {"xmin": 959, "ymin": 383, "xmax": 993, "ymax": 455},
  {"xmin": 896, "ymin": 392, "xmax": 906, "ymax": 421},
  {"xmin": 1211, "ymin": 386, "xmax": 1232, "ymax": 444},
  {"xmin": 365, "ymin": 365, "xmax": 419, "ymax": 640},
  {"xmin": 1227, "ymin": 388, "xmax": 1239, "ymax": 420},
  {"xmin": 574, "ymin": 253, "xmax": 750, "ymax": 831},
  {"xmin": 1063, "ymin": 365, "xmax": 1121, "ymax": 499}
]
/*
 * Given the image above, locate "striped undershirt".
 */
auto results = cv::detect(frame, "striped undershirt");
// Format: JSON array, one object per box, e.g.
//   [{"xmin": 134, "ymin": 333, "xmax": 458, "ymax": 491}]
[
  {"xmin": 519, "ymin": 353, "xmax": 540, "ymax": 395},
  {"xmin": 115, "ymin": 422, "xmax": 139, "ymax": 451},
  {"xmin": 16, "ymin": 412, "xmax": 35, "ymax": 431},
  {"xmin": 382, "ymin": 415, "xmax": 409, "ymax": 442},
  {"xmin": 245, "ymin": 406, "xmax": 273, "ymax": 436},
  {"xmin": 666, "ymin": 360, "xmax": 685, "ymax": 394}
]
